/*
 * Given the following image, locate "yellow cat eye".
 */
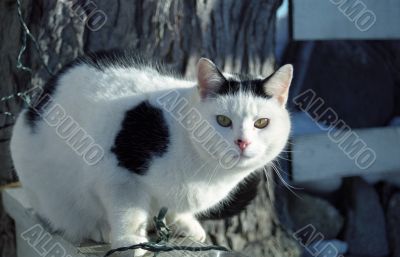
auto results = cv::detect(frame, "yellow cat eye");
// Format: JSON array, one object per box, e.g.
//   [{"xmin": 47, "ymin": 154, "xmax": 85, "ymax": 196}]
[
  {"xmin": 254, "ymin": 118, "xmax": 270, "ymax": 129},
  {"xmin": 216, "ymin": 115, "xmax": 232, "ymax": 127}
]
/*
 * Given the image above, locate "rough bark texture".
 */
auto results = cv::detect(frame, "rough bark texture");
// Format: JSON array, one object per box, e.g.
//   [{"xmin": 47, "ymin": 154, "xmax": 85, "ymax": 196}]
[
  {"xmin": 0, "ymin": 1, "xmax": 299, "ymax": 256},
  {"xmin": 203, "ymin": 173, "xmax": 301, "ymax": 257}
]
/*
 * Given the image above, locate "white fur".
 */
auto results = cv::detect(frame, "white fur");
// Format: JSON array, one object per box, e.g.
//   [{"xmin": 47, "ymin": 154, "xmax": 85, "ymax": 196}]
[{"xmin": 10, "ymin": 60, "xmax": 291, "ymax": 255}]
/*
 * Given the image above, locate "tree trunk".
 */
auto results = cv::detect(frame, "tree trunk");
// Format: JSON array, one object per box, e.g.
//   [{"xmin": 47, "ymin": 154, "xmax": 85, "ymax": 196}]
[{"xmin": 0, "ymin": 1, "xmax": 299, "ymax": 256}]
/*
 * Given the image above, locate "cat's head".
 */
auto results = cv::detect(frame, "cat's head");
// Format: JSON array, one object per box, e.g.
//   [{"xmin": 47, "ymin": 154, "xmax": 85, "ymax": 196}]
[{"xmin": 190, "ymin": 58, "xmax": 292, "ymax": 171}]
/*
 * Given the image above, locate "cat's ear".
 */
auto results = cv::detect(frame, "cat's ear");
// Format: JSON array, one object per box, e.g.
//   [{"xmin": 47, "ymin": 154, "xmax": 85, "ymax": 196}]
[
  {"xmin": 263, "ymin": 64, "xmax": 293, "ymax": 106},
  {"xmin": 197, "ymin": 58, "xmax": 226, "ymax": 99}
]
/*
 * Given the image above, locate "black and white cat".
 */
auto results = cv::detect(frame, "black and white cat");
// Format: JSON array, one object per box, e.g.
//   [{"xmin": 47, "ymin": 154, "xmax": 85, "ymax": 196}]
[{"xmin": 11, "ymin": 51, "xmax": 292, "ymax": 256}]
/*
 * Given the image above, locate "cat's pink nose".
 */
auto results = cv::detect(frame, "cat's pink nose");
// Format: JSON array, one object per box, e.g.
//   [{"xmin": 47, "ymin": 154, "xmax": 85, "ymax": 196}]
[{"xmin": 235, "ymin": 139, "xmax": 251, "ymax": 151}]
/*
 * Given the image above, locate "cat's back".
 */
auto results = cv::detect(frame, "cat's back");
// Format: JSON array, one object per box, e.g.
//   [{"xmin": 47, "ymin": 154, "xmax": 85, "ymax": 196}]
[
  {"xmin": 11, "ymin": 50, "xmax": 192, "ymax": 179},
  {"xmin": 22, "ymin": 51, "xmax": 192, "ymax": 133},
  {"xmin": 41, "ymin": 50, "xmax": 189, "ymax": 103},
  {"xmin": 10, "ymin": 51, "xmax": 192, "ymax": 223}
]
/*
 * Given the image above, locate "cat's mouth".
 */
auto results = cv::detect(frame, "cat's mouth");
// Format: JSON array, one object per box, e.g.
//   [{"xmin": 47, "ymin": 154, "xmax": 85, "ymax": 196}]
[
  {"xmin": 232, "ymin": 151, "xmax": 255, "ymax": 161},
  {"xmin": 227, "ymin": 153, "xmax": 260, "ymax": 169},
  {"xmin": 239, "ymin": 153, "xmax": 252, "ymax": 159}
]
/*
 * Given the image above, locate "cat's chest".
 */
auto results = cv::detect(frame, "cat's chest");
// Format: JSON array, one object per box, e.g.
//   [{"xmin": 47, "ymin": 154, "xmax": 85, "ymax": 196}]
[{"xmin": 181, "ymin": 180, "xmax": 238, "ymax": 212}]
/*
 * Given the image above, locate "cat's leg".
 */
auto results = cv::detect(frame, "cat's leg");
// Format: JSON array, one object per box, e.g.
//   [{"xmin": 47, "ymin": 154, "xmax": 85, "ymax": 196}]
[
  {"xmin": 109, "ymin": 209, "xmax": 149, "ymax": 256},
  {"xmin": 104, "ymin": 186, "xmax": 151, "ymax": 257},
  {"xmin": 89, "ymin": 220, "xmax": 110, "ymax": 243},
  {"xmin": 167, "ymin": 213, "xmax": 207, "ymax": 242}
]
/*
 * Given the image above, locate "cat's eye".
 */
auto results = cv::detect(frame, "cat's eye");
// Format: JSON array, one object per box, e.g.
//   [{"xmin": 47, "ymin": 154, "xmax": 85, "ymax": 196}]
[
  {"xmin": 254, "ymin": 118, "xmax": 270, "ymax": 129},
  {"xmin": 216, "ymin": 115, "xmax": 232, "ymax": 127}
]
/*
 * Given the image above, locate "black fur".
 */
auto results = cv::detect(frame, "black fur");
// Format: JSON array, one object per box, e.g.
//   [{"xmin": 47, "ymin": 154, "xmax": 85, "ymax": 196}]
[
  {"xmin": 216, "ymin": 74, "xmax": 273, "ymax": 99},
  {"xmin": 111, "ymin": 101, "xmax": 170, "ymax": 175}
]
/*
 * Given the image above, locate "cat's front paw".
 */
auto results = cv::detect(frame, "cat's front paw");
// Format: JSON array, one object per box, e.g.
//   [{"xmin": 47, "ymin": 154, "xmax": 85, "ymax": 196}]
[
  {"xmin": 112, "ymin": 235, "xmax": 149, "ymax": 257},
  {"xmin": 171, "ymin": 215, "xmax": 207, "ymax": 242}
]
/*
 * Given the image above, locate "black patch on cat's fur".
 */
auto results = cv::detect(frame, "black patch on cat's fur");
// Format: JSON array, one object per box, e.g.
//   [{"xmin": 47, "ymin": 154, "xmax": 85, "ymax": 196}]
[
  {"xmin": 25, "ymin": 60, "xmax": 83, "ymax": 129},
  {"xmin": 216, "ymin": 74, "xmax": 273, "ymax": 99},
  {"xmin": 111, "ymin": 101, "xmax": 169, "ymax": 175},
  {"xmin": 198, "ymin": 172, "xmax": 261, "ymax": 220}
]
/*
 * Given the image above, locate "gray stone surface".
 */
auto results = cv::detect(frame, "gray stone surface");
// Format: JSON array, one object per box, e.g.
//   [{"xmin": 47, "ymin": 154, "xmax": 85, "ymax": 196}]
[
  {"xmin": 387, "ymin": 193, "xmax": 400, "ymax": 257},
  {"xmin": 344, "ymin": 177, "xmax": 389, "ymax": 257},
  {"xmin": 288, "ymin": 192, "xmax": 344, "ymax": 240},
  {"xmin": 304, "ymin": 240, "xmax": 348, "ymax": 257}
]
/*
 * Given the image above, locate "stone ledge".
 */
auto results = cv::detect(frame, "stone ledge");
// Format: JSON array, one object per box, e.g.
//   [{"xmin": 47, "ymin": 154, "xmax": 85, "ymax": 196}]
[{"xmin": 2, "ymin": 188, "xmax": 243, "ymax": 257}]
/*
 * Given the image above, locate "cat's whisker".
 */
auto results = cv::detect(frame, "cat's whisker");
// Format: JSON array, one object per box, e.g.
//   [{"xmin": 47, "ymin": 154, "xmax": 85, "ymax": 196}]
[
  {"xmin": 186, "ymin": 160, "xmax": 208, "ymax": 180},
  {"xmin": 279, "ymin": 149, "xmax": 298, "ymax": 153},
  {"xmin": 270, "ymin": 163, "xmax": 303, "ymax": 199},
  {"xmin": 270, "ymin": 161, "xmax": 291, "ymax": 182},
  {"xmin": 263, "ymin": 167, "xmax": 278, "ymax": 188},
  {"xmin": 206, "ymin": 163, "xmax": 219, "ymax": 188},
  {"xmin": 263, "ymin": 167, "xmax": 279, "ymax": 206},
  {"xmin": 270, "ymin": 160, "xmax": 290, "ymax": 176},
  {"xmin": 276, "ymin": 155, "xmax": 290, "ymax": 161}
]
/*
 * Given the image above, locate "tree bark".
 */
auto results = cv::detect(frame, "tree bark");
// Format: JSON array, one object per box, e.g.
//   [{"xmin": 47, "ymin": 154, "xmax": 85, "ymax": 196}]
[{"xmin": 0, "ymin": 1, "xmax": 299, "ymax": 256}]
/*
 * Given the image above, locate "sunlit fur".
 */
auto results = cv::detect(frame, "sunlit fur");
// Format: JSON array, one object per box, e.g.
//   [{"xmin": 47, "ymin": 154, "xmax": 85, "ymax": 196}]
[{"xmin": 10, "ymin": 56, "xmax": 292, "ymax": 256}]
